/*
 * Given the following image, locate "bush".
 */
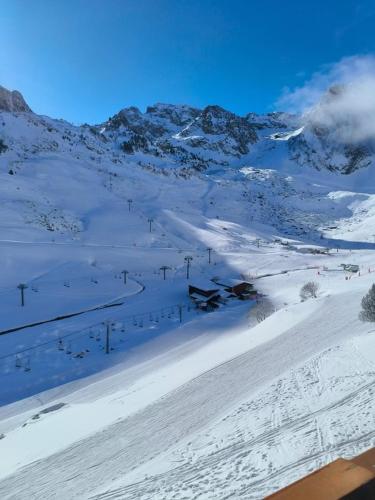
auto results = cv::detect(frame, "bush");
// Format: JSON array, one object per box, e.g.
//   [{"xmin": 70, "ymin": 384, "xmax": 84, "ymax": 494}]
[
  {"xmin": 300, "ymin": 281, "xmax": 319, "ymax": 301},
  {"xmin": 360, "ymin": 284, "xmax": 375, "ymax": 322},
  {"xmin": 0, "ymin": 139, "xmax": 8, "ymax": 154},
  {"xmin": 253, "ymin": 299, "xmax": 274, "ymax": 323}
]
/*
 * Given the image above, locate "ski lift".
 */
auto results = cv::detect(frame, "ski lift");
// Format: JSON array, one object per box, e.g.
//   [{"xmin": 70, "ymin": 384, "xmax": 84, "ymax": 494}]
[
  {"xmin": 24, "ymin": 357, "xmax": 31, "ymax": 372},
  {"xmin": 15, "ymin": 355, "xmax": 22, "ymax": 368}
]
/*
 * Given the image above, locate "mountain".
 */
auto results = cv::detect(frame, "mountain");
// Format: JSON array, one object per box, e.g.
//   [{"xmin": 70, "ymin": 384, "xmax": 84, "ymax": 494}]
[
  {"xmin": 1, "ymin": 84, "xmax": 374, "ymax": 176},
  {"xmin": 1, "ymin": 83, "xmax": 374, "ymax": 245},
  {"xmin": 0, "ymin": 86, "xmax": 32, "ymax": 113},
  {"xmin": 99, "ymin": 103, "xmax": 259, "ymax": 170}
]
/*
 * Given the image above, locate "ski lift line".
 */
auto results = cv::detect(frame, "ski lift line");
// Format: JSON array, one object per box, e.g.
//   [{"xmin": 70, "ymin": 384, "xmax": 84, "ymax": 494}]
[
  {"xmin": 0, "ymin": 239, "xmax": 204, "ymax": 252},
  {"xmin": 0, "ymin": 252, "xmax": 205, "ymax": 294},
  {"xmin": 0, "ymin": 300, "xmax": 124, "ymax": 337},
  {"xmin": 0, "ymin": 321, "xmax": 110, "ymax": 361},
  {"xmin": 0, "ymin": 277, "xmax": 146, "ymax": 337},
  {"xmin": 0, "ymin": 305, "xmax": 190, "ymax": 363},
  {"xmin": 0, "ymin": 301, "xmax": 191, "ymax": 362}
]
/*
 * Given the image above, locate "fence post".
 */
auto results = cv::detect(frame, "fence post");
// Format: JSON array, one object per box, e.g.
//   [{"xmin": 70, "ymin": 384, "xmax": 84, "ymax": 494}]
[{"xmin": 105, "ymin": 321, "xmax": 112, "ymax": 354}]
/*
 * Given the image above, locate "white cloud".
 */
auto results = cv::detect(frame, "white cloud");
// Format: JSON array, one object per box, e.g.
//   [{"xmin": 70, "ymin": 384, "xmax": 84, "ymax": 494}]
[{"xmin": 277, "ymin": 55, "xmax": 375, "ymax": 144}]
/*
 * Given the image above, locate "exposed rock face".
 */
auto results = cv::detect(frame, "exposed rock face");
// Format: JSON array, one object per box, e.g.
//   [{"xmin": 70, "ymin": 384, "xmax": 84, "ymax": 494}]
[
  {"xmin": 288, "ymin": 127, "xmax": 373, "ymax": 174},
  {"xmin": 102, "ymin": 103, "xmax": 259, "ymax": 164},
  {"xmin": 145, "ymin": 103, "xmax": 201, "ymax": 127},
  {"xmin": 178, "ymin": 105, "xmax": 258, "ymax": 155},
  {"xmin": 246, "ymin": 111, "xmax": 298, "ymax": 130},
  {"xmin": 0, "ymin": 86, "xmax": 32, "ymax": 112},
  {"xmin": 0, "ymin": 83, "xmax": 374, "ymax": 175}
]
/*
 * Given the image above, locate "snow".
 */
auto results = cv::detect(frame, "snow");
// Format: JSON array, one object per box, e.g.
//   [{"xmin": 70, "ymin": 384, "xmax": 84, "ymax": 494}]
[
  {"xmin": 270, "ymin": 126, "xmax": 305, "ymax": 140},
  {"xmin": 0, "ymin": 107, "xmax": 374, "ymax": 498}
]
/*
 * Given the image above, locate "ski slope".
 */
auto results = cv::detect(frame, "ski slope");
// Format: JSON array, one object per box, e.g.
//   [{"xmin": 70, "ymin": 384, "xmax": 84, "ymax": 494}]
[
  {"xmin": 0, "ymin": 273, "xmax": 375, "ymax": 499},
  {"xmin": 0, "ymin": 246, "xmax": 375, "ymax": 498}
]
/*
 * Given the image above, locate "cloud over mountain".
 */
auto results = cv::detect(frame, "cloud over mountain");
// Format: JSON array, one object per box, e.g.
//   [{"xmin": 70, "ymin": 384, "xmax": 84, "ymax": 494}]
[{"xmin": 277, "ymin": 55, "xmax": 375, "ymax": 144}]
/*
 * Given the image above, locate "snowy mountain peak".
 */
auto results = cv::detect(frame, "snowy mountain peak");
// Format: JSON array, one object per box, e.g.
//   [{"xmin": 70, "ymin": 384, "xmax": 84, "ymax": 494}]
[
  {"xmin": 0, "ymin": 87, "xmax": 374, "ymax": 176},
  {"xmin": 145, "ymin": 103, "xmax": 200, "ymax": 126},
  {"xmin": 177, "ymin": 104, "xmax": 258, "ymax": 156},
  {"xmin": 0, "ymin": 85, "xmax": 32, "ymax": 113}
]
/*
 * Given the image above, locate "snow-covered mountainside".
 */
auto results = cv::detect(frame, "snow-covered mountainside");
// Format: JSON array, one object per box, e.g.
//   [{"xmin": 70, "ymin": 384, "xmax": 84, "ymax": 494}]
[
  {"xmin": 0, "ymin": 86, "xmax": 375, "ymax": 499},
  {"xmin": 2, "ymin": 85, "xmax": 373, "ymax": 176}
]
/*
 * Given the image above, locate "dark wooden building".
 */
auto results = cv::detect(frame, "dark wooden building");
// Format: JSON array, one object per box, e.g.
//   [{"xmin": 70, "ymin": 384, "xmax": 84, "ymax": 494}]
[
  {"xmin": 188, "ymin": 279, "xmax": 222, "ymax": 311},
  {"xmin": 212, "ymin": 278, "xmax": 257, "ymax": 300}
]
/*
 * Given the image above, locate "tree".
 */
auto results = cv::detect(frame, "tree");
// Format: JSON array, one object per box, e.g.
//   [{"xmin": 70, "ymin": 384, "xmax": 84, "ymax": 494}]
[
  {"xmin": 300, "ymin": 281, "xmax": 319, "ymax": 301},
  {"xmin": 253, "ymin": 298, "xmax": 274, "ymax": 323},
  {"xmin": 360, "ymin": 284, "xmax": 375, "ymax": 322},
  {"xmin": 0, "ymin": 139, "xmax": 8, "ymax": 154}
]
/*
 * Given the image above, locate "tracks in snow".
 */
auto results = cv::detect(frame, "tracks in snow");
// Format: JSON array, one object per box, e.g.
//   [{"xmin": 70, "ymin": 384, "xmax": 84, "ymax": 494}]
[{"xmin": 0, "ymin": 291, "xmax": 368, "ymax": 499}]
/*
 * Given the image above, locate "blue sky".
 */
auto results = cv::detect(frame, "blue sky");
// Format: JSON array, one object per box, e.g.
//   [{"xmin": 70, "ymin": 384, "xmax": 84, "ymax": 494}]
[{"xmin": 1, "ymin": 0, "xmax": 375, "ymax": 123}]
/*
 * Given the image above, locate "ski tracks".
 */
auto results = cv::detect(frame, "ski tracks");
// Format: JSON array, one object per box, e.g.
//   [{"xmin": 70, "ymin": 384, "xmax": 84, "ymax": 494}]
[{"xmin": 0, "ymin": 291, "xmax": 373, "ymax": 499}]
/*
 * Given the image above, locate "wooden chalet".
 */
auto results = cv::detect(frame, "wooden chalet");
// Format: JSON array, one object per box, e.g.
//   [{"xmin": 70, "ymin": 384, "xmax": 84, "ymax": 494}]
[
  {"xmin": 188, "ymin": 279, "xmax": 222, "ymax": 311},
  {"xmin": 212, "ymin": 278, "xmax": 257, "ymax": 300}
]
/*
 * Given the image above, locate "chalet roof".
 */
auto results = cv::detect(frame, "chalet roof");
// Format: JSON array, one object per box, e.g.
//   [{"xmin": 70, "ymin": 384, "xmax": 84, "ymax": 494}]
[
  {"xmin": 212, "ymin": 277, "xmax": 252, "ymax": 288},
  {"xmin": 190, "ymin": 291, "xmax": 220, "ymax": 301},
  {"xmin": 227, "ymin": 279, "xmax": 252, "ymax": 287},
  {"xmin": 189, "ymin": 278, "xmax": 220, "ymax": 291}
]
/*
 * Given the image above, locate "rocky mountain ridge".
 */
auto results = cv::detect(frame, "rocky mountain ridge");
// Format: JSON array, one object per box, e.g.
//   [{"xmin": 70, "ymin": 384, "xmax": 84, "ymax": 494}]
[
  {"xmin": 0, "ymin": 85, "xmax": 373, "ymax": 175},
  {"xmin": 0, "ymin": 85, "xmax": 32, "ymax": 113}
]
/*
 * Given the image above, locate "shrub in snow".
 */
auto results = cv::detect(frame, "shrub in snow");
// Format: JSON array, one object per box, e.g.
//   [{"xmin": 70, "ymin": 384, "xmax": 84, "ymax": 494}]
[
  {"xmin": 360, "ymin": 284, "xmax": 375, "ymax": 322},
  {"xmin": 254, "ymin": 299, "xmax": 274, "ymax": 323},
  {"xmin": 0, "ymin": 138, "xmax": 8, "ymax": 154},
  {"xmin": 300, "ymin": 281, "xmax": 319, "ymax": 301}
]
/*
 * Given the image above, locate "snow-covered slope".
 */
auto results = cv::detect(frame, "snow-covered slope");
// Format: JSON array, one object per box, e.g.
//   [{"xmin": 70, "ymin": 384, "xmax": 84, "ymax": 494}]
[{"xmin": 0, "ymin": 86, "xmax": 375, "ymax": 499}]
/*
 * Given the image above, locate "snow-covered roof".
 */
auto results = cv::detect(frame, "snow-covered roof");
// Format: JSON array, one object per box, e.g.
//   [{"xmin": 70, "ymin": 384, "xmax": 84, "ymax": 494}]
[
  {"xmin": 190, "ymin": 291, "xmax": 220, "ymax": 301},
  {"xmin": 212, "ymin": 277, "xmax": 251, "ymax": 288},
  {"xmin": 225, "ymin": 279, "xmax": 251, "ymax": 287},
  {"xmin": 189, "ymin": 278, "xmax": 219, "ymax": 291}
]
